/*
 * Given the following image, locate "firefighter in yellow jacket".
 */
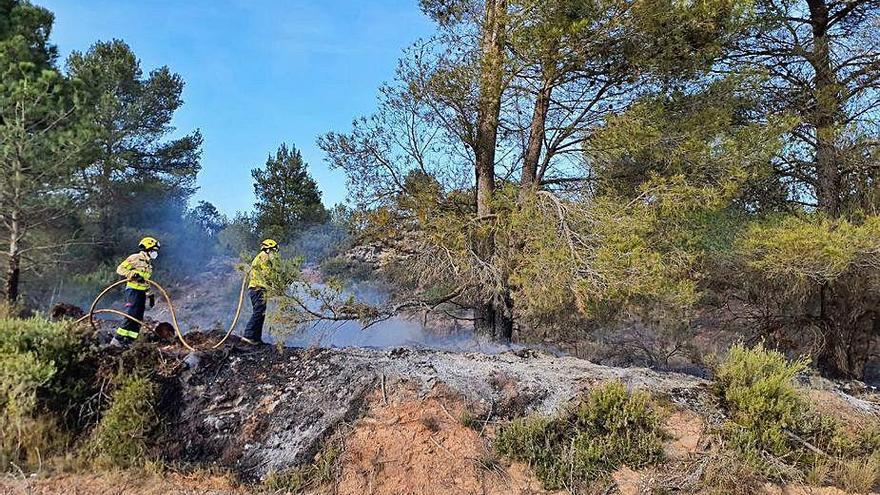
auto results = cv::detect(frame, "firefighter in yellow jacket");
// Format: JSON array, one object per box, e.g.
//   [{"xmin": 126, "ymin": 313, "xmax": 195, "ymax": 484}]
[
  {"xmin": 111, "ymin": 236, "xmax": 160, "ymax": 347},
  {"xmin": 242, "ymin": 239, "xmax": 278, "ymax": 344}
]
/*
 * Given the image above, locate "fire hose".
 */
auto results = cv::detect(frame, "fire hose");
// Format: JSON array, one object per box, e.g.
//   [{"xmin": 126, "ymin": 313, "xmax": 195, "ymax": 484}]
[{"xmin": 74, "ymin": 274, "xmax": 250, "ymax": 352}]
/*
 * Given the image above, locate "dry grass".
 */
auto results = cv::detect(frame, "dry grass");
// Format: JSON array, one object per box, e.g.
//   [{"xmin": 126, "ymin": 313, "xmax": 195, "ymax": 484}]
[
  {"xmin": 0, "ymin": 467, "xmax": 246, "ymax": 495},
  {"xmin": 833, "ymin": 455, "xmax": 880, "ymax": 494},
  {"xmin": 804, "ymin": 457, "xmax": 833, "ymax": 486}
]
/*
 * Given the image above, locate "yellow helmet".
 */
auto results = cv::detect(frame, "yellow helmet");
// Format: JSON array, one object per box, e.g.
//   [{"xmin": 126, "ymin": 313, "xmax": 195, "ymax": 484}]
[
  {"xmin": 139, "ymin": 236, "xmax": 160, "ymax": 251},
  {"xmin": 260, "ymin": 239, "xmax": 278, "ymax": 250}
]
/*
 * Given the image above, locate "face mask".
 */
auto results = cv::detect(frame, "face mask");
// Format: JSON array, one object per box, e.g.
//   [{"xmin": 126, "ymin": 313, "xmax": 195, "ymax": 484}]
[{"xmin": 149, "ymin": 251, "xmax": 159, "ymax": 260}]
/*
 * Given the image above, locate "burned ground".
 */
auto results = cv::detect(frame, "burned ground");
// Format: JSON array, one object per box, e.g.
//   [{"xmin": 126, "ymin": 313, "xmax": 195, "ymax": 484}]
[{"xmin": 155, "ymin": 337, "xmax": 715, "ymax": 481}]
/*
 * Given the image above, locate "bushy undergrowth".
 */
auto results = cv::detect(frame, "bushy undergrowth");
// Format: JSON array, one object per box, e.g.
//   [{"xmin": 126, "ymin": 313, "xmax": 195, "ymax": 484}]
[
  {"xmin": 714, "ymin": 343, "xmax": 809, "ymax": 458},
  {"xmin": 0, "ymin": 317, "xmax": 89, "ymax": 470},
  {"xmin": 714, "ymin": 344, "xmax": 880, "ymax": 490},
  {"xmin": 1, "ymin": 315, "xmax": 165, "ymax": 474},
  {"xmin": 495, "ymin": 381, "xmax": 665, "ymax": 491},
  {"xmin": 87, "ymin": 375, "xmax": 159, "ymax": 468}
]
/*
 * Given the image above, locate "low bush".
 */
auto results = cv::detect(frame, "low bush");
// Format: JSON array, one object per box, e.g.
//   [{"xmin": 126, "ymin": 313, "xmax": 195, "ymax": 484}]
[
  {"xmin": 714, "ymin": 343, "xmax": 809, "ymax": 458},
  {"xmin": 0, "ymin": 317, "xmax": 88, "ymax": 470},
  {"xmin": 87, "ymin": 375, "xmax": 158, "ymax": 468},
  {"xmin": 495, "ymin": 381, "xmax": 665, "ymax": 491},
  {"xmin": 714, "ymin": 344, "xmax": 880, "ymax": 492}
]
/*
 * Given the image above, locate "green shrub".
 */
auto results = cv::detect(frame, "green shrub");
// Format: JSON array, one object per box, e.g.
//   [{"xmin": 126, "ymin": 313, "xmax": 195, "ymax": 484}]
[
  {"xmin": 88, "ymin": 375, "xmax": 158, "ymax": 467},
  {"xmin": 0, "ymin": 317, "xmax": 85, "ymax": 470},
  {"xmin": 713, "ymin": 344, "xmax": 880, "ymax": 490},
  {"xmin": 714, "ymin": 343, "xmax": 808, "ymax": 457},
  {"xmin": 495, "ymin": 381, "xmax": 665, "ymax": 490}
]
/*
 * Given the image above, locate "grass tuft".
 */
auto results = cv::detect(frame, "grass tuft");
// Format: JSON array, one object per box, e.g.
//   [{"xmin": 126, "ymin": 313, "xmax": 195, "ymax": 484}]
[
  {"xmin": 263, "ymin": 440, "xmax": 342, "ymax": 493},
  {"xmin": 834, "ymin": 455, "xmax": 880, "ymax": 494}
]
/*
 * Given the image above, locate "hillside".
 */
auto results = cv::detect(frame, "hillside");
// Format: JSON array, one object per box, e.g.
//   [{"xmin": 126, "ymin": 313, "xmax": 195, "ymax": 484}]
[{"xmin": 3, "ymin": 332, "xmax": 878, "ymax": 495}]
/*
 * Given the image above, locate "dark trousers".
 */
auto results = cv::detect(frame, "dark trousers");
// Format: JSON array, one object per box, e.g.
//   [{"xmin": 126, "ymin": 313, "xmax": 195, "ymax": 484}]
[
  {"xmin": 244, "ymin": 288, "xmax": 266, "ymax": 341},
  {"xmin": 117, "ymin": 288, "xmax": 146, "ymax": 341}
]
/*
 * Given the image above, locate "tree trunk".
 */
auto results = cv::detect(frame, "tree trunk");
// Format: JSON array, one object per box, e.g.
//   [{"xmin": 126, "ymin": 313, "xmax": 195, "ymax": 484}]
[
  {"xmin": 806, "ymin": 0, "xmax": 861, "ymax": 378},
  {"xmin": 816, "ymin": 323, "xmax": 855, "ymax": 379},
  {"xmin": 815, "ymin": 283, "xmax": 874, "ymax": 380},
  {"xmin": 5, "ymin": 210, "xmax": 21, "ymax": 303},
  {"xmin": 520, "ymin": 78, "xmax": 552, "ymax": 199},
  {"xmin": 495, "ymin": 291, "xmax": 514, "ymax": 342},
  {"xmin": 475, "ymin": 0, "xmax": 506, "ymax": 219},
  {"xmin": 473, "ymin": 0, "xmax": 507, "ymax": 337},
  {"xmin": 807, "ymin": 0, "xmax": 843, "ymax": 217}
]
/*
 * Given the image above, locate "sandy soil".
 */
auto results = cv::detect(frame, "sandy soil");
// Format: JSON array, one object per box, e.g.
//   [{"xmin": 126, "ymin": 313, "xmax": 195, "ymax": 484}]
[{"xmin": 335, "ymin": 383, "xmax": 559, "ymax": 495}]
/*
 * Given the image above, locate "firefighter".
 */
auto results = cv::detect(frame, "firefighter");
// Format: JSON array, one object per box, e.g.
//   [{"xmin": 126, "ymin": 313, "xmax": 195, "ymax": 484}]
[
  {"xmin": 242, "ymin": 239, "xmax": 278, "ymax": 345},
  {"xmin": 111, "ymin": 236, "xmax": 160, "ymax": 347}
]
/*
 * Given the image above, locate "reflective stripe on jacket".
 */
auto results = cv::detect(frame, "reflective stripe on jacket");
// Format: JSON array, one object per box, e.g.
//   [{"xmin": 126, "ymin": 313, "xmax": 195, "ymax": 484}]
[
  {"xmin": 116, "ymin": 252, "xmax": 153, "ymax": 290},
  {"xmin": 248, "ymin": 251, "xmax": 277, "ymax": 289}
]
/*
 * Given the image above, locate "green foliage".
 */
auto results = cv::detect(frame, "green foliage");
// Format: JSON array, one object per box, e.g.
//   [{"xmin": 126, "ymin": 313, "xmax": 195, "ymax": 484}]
[
  {"xmin": 734, "ymin": 214, "xmax": 880, "ymax": 379},
  {"xmin": 0, "ymin": 317, "xmax": 85, "ymax": 470},
  {"xmin": 218, "ymin": 212, "xmax": 259, "ymax": 257},
  {"xmin": 625, "ymin": 0, "xmax": 755, "ymax": 77},
  {"xmin": 87, "ymin": 375, "xmax": 158, "ymax": 468},
  {"xmin": 593, "ymin": 77, "xmax": 791, "ymax": 199},
  {"xmin": 0, "ymin": 0, "xmax": 57, "ymax": 69},
  {"xmin": 714, "ymin": 343, "xmax": 809, "ymax": 457},
  {"xmin": 257, "ymin": 253, "xmax": 382, "ymax": 340},
  {"xmin": 66, "ymin": 38, "xmax": 203, "ymax": 246},
  {"xmin": 495, "ymin": 381, "xmax": 665, "ymax": 490},
  {"xmin": 713, "ymin": 344, "xmax": 880, "ymax": 490},
  {"xmin": 737, "ymin": 214, "xmax": 880, "ymax": 287},
  {"xmin": 188, "ymin": 200, "xmax": 228, "ymax": 238},
  {"xmin": 252, "ymin": 143, "xmax": 329, "ymax": 242},
  {"xmin": 0, "ymin": 44, "xmax": 90, "ymax": 302}
]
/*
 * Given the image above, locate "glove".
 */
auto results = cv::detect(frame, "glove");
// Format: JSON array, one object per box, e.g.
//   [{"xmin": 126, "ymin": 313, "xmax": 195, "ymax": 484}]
[
  {"xmin": 130, "ymin": 273, "xmax": 145, "ymax": 283},
  {"xmin": 148, "ymin": 294, "xmax": 155, "ymax": 308}
]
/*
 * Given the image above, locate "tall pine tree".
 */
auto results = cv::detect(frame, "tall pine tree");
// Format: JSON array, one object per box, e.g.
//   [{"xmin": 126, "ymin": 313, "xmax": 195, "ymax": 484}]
[
  {"xmin": 0, "ymin": 0, "xmax": 88, "ymax": 302},
  {"xmin": 251, "ymin": 143, "xmax": 329, "ymax": 242},
  {"xmin": 66, "ymin": 39, "xmax": 202, "ymax": 256}
]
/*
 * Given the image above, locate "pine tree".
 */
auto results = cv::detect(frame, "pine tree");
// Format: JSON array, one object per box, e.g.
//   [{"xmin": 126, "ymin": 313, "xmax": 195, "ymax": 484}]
[
  {"xmin": 66, "ymin": 39, "xmax": 203, "ymax": 255},
  {"xmin": 0, "ymin": 1, "xmax": 88, "ymax": 302},
  {"xmin": 251, "ymin": 143, "xmax": 329, "ymax": 242}
]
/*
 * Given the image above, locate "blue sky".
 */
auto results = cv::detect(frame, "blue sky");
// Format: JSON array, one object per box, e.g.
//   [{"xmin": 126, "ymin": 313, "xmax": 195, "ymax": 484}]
[{"xmin": 40, "ymin": 0, "xmax": 434, "ymax": 215}]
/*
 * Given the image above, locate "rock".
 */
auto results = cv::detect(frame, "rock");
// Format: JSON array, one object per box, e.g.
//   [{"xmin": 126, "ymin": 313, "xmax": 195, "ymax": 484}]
[
  {"xmin": 50, "ymin": 302, "xmax": 85, "ymax": 321},
  {"xmin": 183, "ymin": 352, "xmax": 202, "ymax": 370}
]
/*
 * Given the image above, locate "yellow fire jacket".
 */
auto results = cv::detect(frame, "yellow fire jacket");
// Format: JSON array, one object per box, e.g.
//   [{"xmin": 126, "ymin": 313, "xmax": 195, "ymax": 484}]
[
  {"xmin": 248, "ymin": 250, "xmax": 277, "ymax": 290},
  {"xmin": 116, "ymin": 252, "xmax": 153, "ymax": 291}
]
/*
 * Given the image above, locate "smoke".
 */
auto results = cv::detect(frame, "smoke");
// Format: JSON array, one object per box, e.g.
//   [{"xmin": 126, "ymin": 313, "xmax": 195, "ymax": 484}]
[
  {"xmin": 61, "ymin": 214, "xmax": 556, "ymax": 356},
  {"xmin": 279, "ymin": 314, "xmax": 523, "ymax": 354}
]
